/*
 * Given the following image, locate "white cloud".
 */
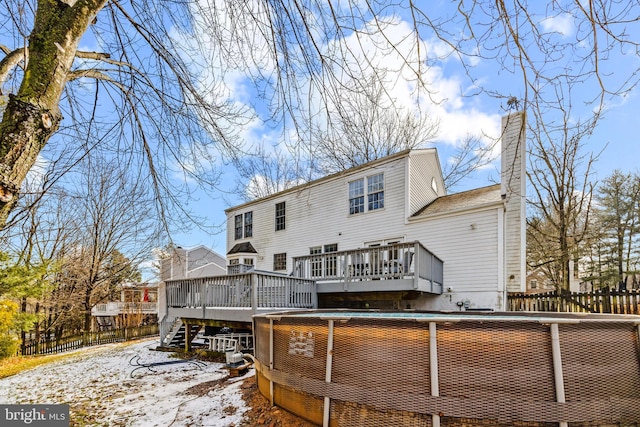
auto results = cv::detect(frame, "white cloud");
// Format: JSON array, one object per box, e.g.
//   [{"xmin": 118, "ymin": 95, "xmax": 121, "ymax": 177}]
[
  {"xmin": 182, "ymin": 5, "xmax": 503, "ymax": 174},
  {"xmin": 318, "ymin": 15, "xmax": 502, "ymax": 149},
  {"xmin": 23, "ymin": 155, "xmax": 49, "ymax": 192},
  {"xmin": 540, "ymin": 13, "xmax": 575, "ymax": 37}
]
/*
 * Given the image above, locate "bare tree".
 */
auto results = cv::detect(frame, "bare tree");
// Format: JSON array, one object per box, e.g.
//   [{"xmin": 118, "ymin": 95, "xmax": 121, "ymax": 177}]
[
  {"xmin": 63, "ymin": 157, "xmax": 157, "ymax": 331},
  {"xmin": 442, "ymin": 134, "xmax": 498, "ymax": 190},
  {"xmin": 234, "ymin": 145, "xmax": 310, "ymax": 202},
  {"xmin": 1, "ymin": 0, "xmax": 639, "ymax": 229},
  {"xmin": 2, "ymin": 155, "xmax": 158, "ymax": 335},
  {"xmin": 526, "ymin": 96, "xmax": 597, "ymax": 290},
  {"xmin": 312, "ymin": 74, "xmax": 439, "ymax": 174},
  {"xmin": 0, "ymin": 0, "xmax": 245, "ymax": 229}
]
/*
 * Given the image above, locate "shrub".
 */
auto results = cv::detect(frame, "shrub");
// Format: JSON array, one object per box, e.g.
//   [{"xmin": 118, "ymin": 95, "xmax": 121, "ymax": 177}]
[{"xmin": 0, "ymin": 299, "xmax": 20, "ymax": 359}]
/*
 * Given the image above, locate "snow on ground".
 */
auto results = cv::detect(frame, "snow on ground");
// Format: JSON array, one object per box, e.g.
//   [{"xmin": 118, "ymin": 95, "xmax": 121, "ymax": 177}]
[{"xmin": 0, "ymin": 338, "xmax": 253, "ymax": 426}]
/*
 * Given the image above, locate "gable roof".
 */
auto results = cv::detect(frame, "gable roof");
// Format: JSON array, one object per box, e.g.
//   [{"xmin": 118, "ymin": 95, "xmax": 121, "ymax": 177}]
[{"xmin": 411, "ymin": 184, "xmax": 503, "ymax": 218}]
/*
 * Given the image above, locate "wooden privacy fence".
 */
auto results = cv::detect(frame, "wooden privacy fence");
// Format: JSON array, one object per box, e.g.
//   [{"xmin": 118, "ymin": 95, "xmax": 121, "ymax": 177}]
[
  {"xmin": 20, "ymin": 324, "xmax": 159, "ymax": 356},
  {"xmin": 508, "ymin": 288, "xmax": 640, "ymax": 314}
]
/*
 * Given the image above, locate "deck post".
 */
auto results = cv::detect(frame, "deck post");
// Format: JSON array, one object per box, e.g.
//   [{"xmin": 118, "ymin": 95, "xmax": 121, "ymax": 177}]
[
  {"xmin": 312, "ymin": 283, "xmax": 318, "ymax": 308},
  {"xmin": 251, "ymin": 273, "xmax": 258, "ymax": 313},
  {"xmin": 413, "ymin": 242, "xmax": 420, "ymax": 290},
  {"xmin": 430, "ymin": 254, "xmax": 435, "ymax": 293},
  {"xmin": 184, "ymin": 320, "xmax": 191, "ymax": 352},
  {"xmin": 201, "ymin": 279, "xmax": 206, "ymax": 319},
  {"xmin": 343, "ymin": 253, "xmax": 350, "ymax": 292}
]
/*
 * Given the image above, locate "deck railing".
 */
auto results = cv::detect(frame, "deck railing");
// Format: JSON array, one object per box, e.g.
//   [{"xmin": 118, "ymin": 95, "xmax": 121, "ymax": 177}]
[
  {"xmin": 226, "ymin": 263, "xmax": 255, "ymax": 275},
  {"xmin": 165, "ymin": 271, "xmax": 317, "ymax": 311},
  {"xmin": 92, "ymin": 302, "xmax": 158, "ymax": 316},
  {"xmin": 292, "ymin": 241, "xmax": 443, "ymax": 293}
]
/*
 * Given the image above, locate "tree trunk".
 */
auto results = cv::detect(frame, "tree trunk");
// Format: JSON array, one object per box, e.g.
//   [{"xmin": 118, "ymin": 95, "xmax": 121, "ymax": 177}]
[
  {"xmin": 84, "ymin": 290, "xmax": 92, "ymax": 332},
  {"xmin": 0, "ymin": 0, "xmax": 105, "ymax": 227},
  {"xmin": 0, "ymin": 96, "xmax": 62, "ymax": 222}
]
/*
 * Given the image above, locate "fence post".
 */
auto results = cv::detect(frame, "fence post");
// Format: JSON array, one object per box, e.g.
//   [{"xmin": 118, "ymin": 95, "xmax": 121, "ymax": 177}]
[{"xmin": 604, "ymin": 287, "xmax": 612, "ymax": 313}]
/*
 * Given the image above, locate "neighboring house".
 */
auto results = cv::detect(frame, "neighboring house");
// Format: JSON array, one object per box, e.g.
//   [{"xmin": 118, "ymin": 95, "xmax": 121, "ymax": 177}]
[
  {"xmin": 224, "ymin": 112, "xmax": 526, "ymax": 311},
  {"xmin": 159, "ymin": 245, "xmax": 228, "ymax": 281},
  {"xmin": 525, "ymin": 268, "xmax": 556, "ymax": 294},
  {"xmin": 91, "ymin": 282, "xmax": 158, "ymax": 330},
  {"xmin": 526, "ymin": 260, "xmax": 586, "ymax": 294},
  {"xmin": 158, "ymin": 245, "xmax": 227, "ymax": 328}
]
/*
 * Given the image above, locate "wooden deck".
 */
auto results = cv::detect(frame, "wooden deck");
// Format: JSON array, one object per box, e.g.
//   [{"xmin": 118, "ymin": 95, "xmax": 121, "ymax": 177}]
[
  {"xmin": 161, "ymin": 241, "xmax": 444, "ymax": 340},
  {"xmin": 162, "ymin": 270, "xmax": 317, "ymax": 338},
  {"xmin": 92, "ymin": 302, "xmax": 158, "ymax": 316},
  {"xmin": 292, "ymin": 241, "xmax": 443, "ymax": 294}
]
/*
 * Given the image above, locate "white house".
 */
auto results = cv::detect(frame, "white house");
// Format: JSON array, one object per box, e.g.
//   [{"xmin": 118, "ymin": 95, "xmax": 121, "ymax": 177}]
[
  {"xmin": 224, "ymin": 112, "xmax": 526, "ymax": 312},
  {"xmin": 160, "ymin": 245, "xmax": 227, "ymax": 281},
  {"xmin": 158, "ymin": 245, "xmax": 227, "ymax": 334}
]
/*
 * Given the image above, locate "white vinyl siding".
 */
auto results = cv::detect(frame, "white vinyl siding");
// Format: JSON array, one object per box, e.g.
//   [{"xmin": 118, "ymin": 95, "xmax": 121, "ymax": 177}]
[
  {"xmin": 226, "ymin": 157, "xmax": 409, "ymax": 275},
  {"xmin": 407, "ymin": 150, "xmax": 445, "ymax": 216},
  {"xmin": 224, "ymin": 148, "xmax": 508, "ymax": 311},
  {"xmin": 407, "ymin": 210, "xmax": 500, "ymax": 292}
]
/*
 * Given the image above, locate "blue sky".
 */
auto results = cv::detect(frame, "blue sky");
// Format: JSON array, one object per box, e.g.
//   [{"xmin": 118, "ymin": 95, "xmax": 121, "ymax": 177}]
[
  {"xmin": 164, "ymin": 2, "xmax": 640, "ymax": 259},
  {"xmin": 4, "ymin": 1, "xmax": 638, "ymax": 276}
]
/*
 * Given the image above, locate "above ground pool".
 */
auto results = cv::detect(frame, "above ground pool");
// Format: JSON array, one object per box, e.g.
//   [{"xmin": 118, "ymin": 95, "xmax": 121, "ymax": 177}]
[{"xmin": 252, "ymin": 310, "xmax": 640, "ymax": 427}]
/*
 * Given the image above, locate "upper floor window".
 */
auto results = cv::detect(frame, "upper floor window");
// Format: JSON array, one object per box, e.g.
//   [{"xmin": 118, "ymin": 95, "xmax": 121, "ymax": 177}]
[
  {"xmin": 349, "ymin": 179, "xmax": 365, "ymax": 214},
  {"xmin": 349, "ymin": 173, "xmax": 384, "ymax": 215},
  {"xmin": 234, "ymin": 211, "xmax": 253, "ymax": 240},
  {"xmin": 367, "ymin": 173, "xmax": 384, "ymax": 211},
  {"xmin": 244, "ymin": 212, "xmax": 253, "ymax": 237},
  {"xmin": 275, "ymin": 202, "xmax": 286, "ymax": 231},
  {"xmin": 234, "ymin": 215, "xmax": 243, "ymax": 239}
]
